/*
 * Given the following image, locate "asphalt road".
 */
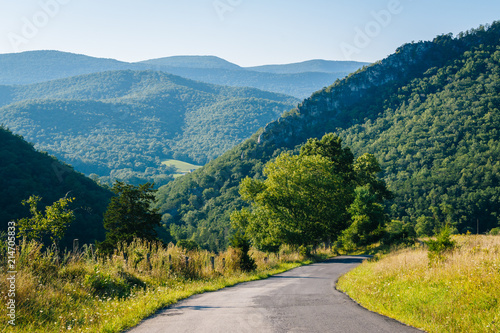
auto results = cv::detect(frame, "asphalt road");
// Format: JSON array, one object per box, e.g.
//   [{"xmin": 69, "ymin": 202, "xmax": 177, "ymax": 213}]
[{"xmin": 127, "ymin": 256, "xmax": 423, "ymax": 333}]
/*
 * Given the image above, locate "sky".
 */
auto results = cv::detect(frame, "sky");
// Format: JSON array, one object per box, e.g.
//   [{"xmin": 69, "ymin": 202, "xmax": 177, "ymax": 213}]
[{"xmin": 0, "ymin": 0, "xmax": 499, "ymax": 67}]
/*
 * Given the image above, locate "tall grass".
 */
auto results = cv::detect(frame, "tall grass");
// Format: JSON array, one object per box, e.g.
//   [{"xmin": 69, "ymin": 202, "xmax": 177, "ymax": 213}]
[
  {"xmin": 337, "ymin": 235, "xmax": 500, "ymax": 333},
  {"xmin": 0, "ymin": 239, "xmax": 325, "ymax": 332}
]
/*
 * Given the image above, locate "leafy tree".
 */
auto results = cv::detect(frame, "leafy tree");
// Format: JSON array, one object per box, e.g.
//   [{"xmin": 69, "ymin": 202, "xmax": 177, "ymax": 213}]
[
  {"xmin": 232, "ymin": 151, "xmax": 352, "ymax": 250},
  {"xmin": 340, "ymin": 185, "xmax": 387, "ymax": 248},
  {"xmin": 97, "ymin": 181, "xmax": 161, "ymax": 255},
  {"xmin": 17, "ymin": 195, "xmax": 75, "ymax": 246}
]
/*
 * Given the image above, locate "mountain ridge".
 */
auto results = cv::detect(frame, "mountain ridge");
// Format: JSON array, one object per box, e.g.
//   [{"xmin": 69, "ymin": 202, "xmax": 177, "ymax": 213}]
[
  {"xmin": 0, "ymin": 70, "xmax": 298, "ymax": 184},
  {"xmin": 154, "ymin": 22, "xmax": 500, "ymax": 251},
  {"xmin": 0, "ymin": 50, "xmax": 367, "ymax": 98}
]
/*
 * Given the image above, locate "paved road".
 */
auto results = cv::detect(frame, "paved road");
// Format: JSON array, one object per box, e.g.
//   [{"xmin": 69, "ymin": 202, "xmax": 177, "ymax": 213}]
[{"xmin": 127, "ymin": 256, "xmax": 422, "ymax": 333}]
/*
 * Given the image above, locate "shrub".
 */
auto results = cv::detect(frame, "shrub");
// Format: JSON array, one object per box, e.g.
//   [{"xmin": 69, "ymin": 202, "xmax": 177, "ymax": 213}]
[
  {"xmin": 489, "ymin": 227, "xmax": 500, "ymax": 235},
  {"xmin": 425, "ymin": 225, "xmax": 456, "ymax": 263}
]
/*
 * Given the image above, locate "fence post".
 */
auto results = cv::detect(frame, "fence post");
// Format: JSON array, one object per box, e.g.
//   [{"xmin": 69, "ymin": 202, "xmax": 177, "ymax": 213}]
[
  {"xmin": 73, "ymin": 239, "xmax": 79, "ymax": 254},
  {"xmin": 210, "ymin": 256, "xmax": 215, "ymax": 270},
  {"xmin": 185, "ymin": 256, "xmax": 189, "ymax": 267},
  {"xmin": 222, "ymin": 258, "xmax": 225, "ymax": 269}
]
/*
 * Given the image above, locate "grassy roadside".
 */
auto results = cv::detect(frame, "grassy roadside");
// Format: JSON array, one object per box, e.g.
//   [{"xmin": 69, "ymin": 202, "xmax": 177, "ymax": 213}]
[
  {"xmin": 1, "ymin": 239, "xmax": 327, "ymax": 333},
  {"xmin": 337, "ymin": 235, "xmax": 500, "ymax": 333}
]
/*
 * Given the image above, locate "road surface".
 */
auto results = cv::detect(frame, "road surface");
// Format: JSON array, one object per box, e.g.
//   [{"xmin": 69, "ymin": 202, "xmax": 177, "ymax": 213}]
[{"xmin": 127, "ymin": 256, "xmax": 422, "ymax": 332}]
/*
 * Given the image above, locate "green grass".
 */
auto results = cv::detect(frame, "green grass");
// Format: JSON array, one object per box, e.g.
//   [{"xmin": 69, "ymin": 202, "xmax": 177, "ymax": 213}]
[
  {"xmin": 337, "ymin": 235, "xmax": 500, "ymax": 333},
  {"xmin": 0, "ymin": 239, "xmax": 328, "ymax": 332},
  {"xmin": 161, "ymin": 159, "xmax": 202, "ymax": 177}
]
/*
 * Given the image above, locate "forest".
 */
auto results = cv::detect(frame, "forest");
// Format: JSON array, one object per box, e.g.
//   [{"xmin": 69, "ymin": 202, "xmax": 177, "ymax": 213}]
[
  {"xmin": 0, "ymin": 70, "xmax": 298, "ymax": 185},
  {"xmin": 155, "ymin": 22, "xmax": 500, "ymax": 251},
  {"xmin": 0, "ymin": 127, "xmax": 112, "ymax": 248}
]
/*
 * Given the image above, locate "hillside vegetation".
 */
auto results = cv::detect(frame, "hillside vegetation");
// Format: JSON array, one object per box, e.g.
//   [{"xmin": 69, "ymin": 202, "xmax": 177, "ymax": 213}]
[
  {"xmin": 0, "ymin": 127, "xmax": 112, "ymax": 247},
  {"xmin": 0, "ymin": 238, "xmax": 327, "ymax": 332},
  {"xmin": 337, "ymin": 235, "xmax": 500, "ymax": 333},
  {"xmin": 0, "ymin": 70, "xmax": 298, "ymax": 184},
  {"xmin": 155, "ymin": 22, "xmax": 500, "ymax": 251}
]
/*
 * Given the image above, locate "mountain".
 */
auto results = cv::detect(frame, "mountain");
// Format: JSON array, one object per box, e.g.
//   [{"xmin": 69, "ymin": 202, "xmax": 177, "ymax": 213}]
[
  {"xmin": 0, "ymin": 50, "xmax": 144, "ymax": 85},
  {"xmin": 246, "ymin": 59, "xmax": 368, "ymax": 74},
  {"xmin": 0, "ymin": 51, "xmax": 366, "ymax": 98},
  {"xmin": 154, "ymin": 22, "xmax": 500, "ymax": 251},
  {"xmin": 0, "ymin": 70, "xmax": 298, "ymax": 184},
  {"xmin": 0, "ymin": 126, "xmax": 112, "ymax": 247},
  {"xmin": 140, "ymin": 55, "xmax": 241, "ymax": 70}
]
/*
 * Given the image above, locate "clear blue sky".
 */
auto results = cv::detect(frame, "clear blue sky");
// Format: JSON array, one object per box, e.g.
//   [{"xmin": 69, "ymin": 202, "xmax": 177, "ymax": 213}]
[{"xmin": 0, "ymin": 0, "xmax": 498, "ymax": 66}]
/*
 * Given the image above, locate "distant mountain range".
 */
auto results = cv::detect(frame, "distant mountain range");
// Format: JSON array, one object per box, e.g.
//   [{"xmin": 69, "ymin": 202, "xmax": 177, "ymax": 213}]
[{"xmin": 0, "ymin": 51, "xmax": 368, "ymax": 98}]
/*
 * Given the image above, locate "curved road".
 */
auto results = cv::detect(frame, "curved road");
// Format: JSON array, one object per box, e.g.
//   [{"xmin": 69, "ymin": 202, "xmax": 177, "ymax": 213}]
[{"xmin": 127, "ymin": 256, "xmax": 422, "ymax": 332}]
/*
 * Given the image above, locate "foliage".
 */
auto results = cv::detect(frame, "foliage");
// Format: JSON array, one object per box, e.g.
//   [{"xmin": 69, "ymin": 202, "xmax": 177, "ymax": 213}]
[
  {"xmin": 233, "ymin": 152, "xmax": 351, "ymax": 250},
  {"xmin": 489, "ymin": 227, "xmax": 500, "ymax": 235},
  {"xmin": 156, "ymin": 22, "xmax": 500, "ymax": 250},
  {"xmin": 0, "ymin": 126, "xmax": 112, "ymax": 248},
  {"xmin": 97, "ymin": 182, "xmax": 162, "ymax": 256},
  {"xmin": 383, "ymin": 219, "xmax": 416, "ymax": 246},
  {"xmin": 176, "ymin": 239, "xmax": 199, "ymax": 252},
  {"xmin": 229, "ymin": 230, "xmax": 256, "ymax": 272},
  {"xmin": 232, "ymin": 133, "xmax": 389, "ymax": 251},
  {"xmin": 425, "ymin": 225, "xmax": 456, "ymax": 262},
  {"xmin": 0, "ymin": 70, "xmax": 298, "ymax": 184},
  {"xmin": 17, "ymin": 195, "xmax": 75, "ymax": 245},
  {"xmin": 340, "ymin": 186, "xmax": 387, "ymax": 249}
]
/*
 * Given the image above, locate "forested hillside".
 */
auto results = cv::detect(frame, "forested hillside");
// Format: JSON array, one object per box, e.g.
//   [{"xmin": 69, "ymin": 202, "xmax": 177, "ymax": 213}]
[
  {"xmin": 0, "ymin": 70, "xmax": 298, "ymax": 184},
  {"xmin": 0, "ymin": 127, "xmax": 112, "ymax": 247},
  {"xmin": 155, "ymin": 22, "xmax": 500, "ymax": 251},
  {"xmin": 0, "ymin": 51, "xmax": 367, "ymax": 98}
]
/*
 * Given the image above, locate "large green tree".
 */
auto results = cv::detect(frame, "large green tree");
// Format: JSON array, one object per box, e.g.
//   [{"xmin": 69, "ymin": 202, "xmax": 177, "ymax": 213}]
[
  {"xmin": 97, "ymin": 181, "xmax": 161, "ymax": 255},
  {"xmin": 232, "ymin": 153, "xmax": 351, "ymax": 251},
  {"xmin": 232, "ymin": 133, "xmax": 389, "ymax": 251}
]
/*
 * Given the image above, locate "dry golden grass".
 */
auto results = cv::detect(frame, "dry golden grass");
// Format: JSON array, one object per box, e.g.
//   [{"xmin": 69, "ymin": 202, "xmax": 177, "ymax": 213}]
[
  {"xmin": 337, "ymin": 235, "xmax": 500, "ymax": 333},
  {"xmin": 0, "ymin": 239, "xmax": 323, "ymax": 332}
]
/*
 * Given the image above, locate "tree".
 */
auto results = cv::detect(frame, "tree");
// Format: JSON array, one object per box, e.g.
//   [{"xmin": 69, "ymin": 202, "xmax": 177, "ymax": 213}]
[
  {"xmin": 232, "ymin": 133, "xmax": 391, "ymax": 251},
  {"xmin": 97, "ymin": 181, "xmax": 161, "ymax": 255},
  {"xmin": 232, "ymin": 152, "xmax": 352, "ymax": 250},
  {"xmin": 17, "ymin": 195, "xmax": 75, "ymax": 246},
  {"xmin": 340, "ymin": 185, "xmax": 387, "ymax": 249}
]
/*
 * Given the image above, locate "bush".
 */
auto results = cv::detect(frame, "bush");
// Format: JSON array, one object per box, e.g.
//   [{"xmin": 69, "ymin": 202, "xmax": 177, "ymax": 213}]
[
  {"xmin": 383, "ymin": 219, "xmax": 416, "ymax": 246},
  {"xmin": 425, "ymin": 225, "xmax": 456, "ymax": 263},
  {"xmin": 489, "ymin": 227, "xmax": 500, "ymax": 235},
  {"xmin": 176, "ymin": 239, "xmax": 200, "ymax": 252},
  {"xmin": 229, "ymin": 231, "xmax": 256, "ymax": 272}
]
